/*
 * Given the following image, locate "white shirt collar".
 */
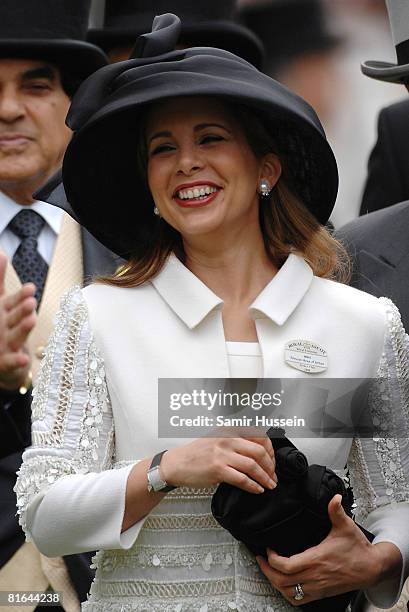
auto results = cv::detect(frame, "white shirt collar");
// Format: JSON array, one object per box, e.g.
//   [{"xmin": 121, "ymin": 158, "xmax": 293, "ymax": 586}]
[
  {"xmin": 151, "ymin": 252, "xmax": 313, "ymax": 329},
  {"xmin": 0, "ymin": 190, "xmax": 64, "ymax": 236}
]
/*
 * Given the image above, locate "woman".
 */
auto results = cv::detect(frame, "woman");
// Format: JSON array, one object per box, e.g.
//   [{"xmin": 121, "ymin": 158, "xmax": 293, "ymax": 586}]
[{"xmin": 14, "ymin": 14, "xmax": 409, "ymax": 612}]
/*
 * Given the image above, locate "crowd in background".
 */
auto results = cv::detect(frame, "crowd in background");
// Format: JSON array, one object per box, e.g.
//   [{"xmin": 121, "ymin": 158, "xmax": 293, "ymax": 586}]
[{"xmin": 2, "ymin": 1, "xmax": 409, "ymax": 612}]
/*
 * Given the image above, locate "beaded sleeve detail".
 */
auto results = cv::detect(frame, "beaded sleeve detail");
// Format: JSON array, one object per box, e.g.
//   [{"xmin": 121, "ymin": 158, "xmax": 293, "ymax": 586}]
[
  {"xmin": 348, "ymin": 298, "xmax": 409, "ymax": 522},
  {"xmin": 14, "ymin": 287, "xmax": 115, "ymax": 537}
]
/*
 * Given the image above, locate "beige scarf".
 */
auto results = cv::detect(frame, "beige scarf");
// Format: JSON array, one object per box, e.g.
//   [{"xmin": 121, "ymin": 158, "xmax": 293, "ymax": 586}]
[{"xmin": 0, "ymin": 212, "xmax": 83, "ymax": 612}]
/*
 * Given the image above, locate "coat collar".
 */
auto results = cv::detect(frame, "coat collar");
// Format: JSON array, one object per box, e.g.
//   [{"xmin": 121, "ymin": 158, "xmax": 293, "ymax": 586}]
[
  {"xmin": 151, "ymin": 253, "xmax": 313, "ymax": 329},
  {"xmin": 249, "ymin": 253, "xmax": 313, "ymax": 325}
]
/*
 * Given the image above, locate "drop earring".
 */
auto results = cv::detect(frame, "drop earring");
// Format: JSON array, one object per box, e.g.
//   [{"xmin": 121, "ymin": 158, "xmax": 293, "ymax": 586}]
[
  {"xmin": 259, "ymin": 179, "xmax": 272, "ymax": 197},
  {"xmin": 153, "ymin": 206, "xmax": 160, "ymax": 216}
]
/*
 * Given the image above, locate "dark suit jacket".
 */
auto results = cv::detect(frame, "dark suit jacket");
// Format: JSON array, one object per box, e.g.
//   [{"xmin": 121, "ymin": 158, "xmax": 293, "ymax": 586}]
[
  {"xmin": 360, "ymin": 99, "xmax": 409, "ymax": 216},
  {"xmin": 337, "ymin": 204, "xmax": 409, "ymax": 612},
  {"xmin": 0, "ymin": 228, "xmax": 121, "ymax": 602},
  {"xmin": 336, "ymin": 200, "xmax": 409, "ymax": 332}
]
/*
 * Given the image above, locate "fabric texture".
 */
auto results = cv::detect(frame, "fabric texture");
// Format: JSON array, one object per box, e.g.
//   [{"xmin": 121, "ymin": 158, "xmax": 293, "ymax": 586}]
[
  {"xmin": 226, "ymin": 342, "xmax": 262, "ymax": 378},
  {"xmin": 0, "ymin": 207, "xmax": 121, "ymax": 608},
  {"xmin": 14, "ymin": 254, "xmax": 409, "ymax": 611},
  {"xmin": 9, "ymin": 209, "xmax": 48, "ymax": 304},
  {"xmin": 359, "ymin": 99, "xmax": 409, "ymax": 216},
  {"xmin": 336, "ymin": 199, "xmax": 409, "ymax": 612},
  {"xmin": 336, "ymin": 199, "xmax": 409, "ymax": 333}
]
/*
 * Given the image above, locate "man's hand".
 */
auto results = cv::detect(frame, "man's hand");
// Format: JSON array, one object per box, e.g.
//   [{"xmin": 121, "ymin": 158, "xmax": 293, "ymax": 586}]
[
  {"xmin": 0, "ymin": 252, "xmax": 37, "ymax": 391},
  {"xmin": 256, "ymin": 494, "xmax": 401, "ymax": 605}
]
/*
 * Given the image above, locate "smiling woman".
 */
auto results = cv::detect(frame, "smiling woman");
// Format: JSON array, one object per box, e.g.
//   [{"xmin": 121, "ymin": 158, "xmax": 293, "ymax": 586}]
[
  {"xmin": 146, "ymin": 97, "xmax": 279, "ymax": 260},
  {"xmin": 98, "ymin": 96, "xmax": 347, "ymax": 291},
  {"xmin": 15, "ymin": 13, "xmax": 409, "ymax": 612}
]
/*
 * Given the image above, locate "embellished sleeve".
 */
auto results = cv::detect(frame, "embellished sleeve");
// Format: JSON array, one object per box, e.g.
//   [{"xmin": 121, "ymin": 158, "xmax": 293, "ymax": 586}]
[
  {"xmin": 14, "ymin": 287, "xmax": 144, "ymax": 557},
  {"xmin": 348, "ymin": 298, "xmax": 409, "ymax": 608}
]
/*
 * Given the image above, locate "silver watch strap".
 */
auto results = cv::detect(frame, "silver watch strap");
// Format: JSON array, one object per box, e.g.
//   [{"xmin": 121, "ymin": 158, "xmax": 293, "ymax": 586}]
[{"xmin": 147, "ymin": 450, "xmax": 176, "ymax": 492}]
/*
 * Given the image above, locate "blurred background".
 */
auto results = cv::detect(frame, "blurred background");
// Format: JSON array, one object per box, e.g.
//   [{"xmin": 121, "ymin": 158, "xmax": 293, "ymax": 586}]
[
  {"xmin": 239, "ymin": 0, "xmax": 407, "ymax": 227},
  {"xmin": 89, "ymin": 0, "xmax": 407, "ymax": 228}
]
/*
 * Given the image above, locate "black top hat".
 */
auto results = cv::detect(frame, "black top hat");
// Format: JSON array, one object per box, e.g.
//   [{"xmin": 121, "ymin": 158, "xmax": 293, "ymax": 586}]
[
  {"xmin": 0, "ymin": 0, "xmax": 107, "ymax": 81},
  {"xmin": 241, "ymin": 0, "xmax": 340, "ymax": 74},
  {"xmin": 56, "ymin": 13, "xmax": 337, "ymax": 259},
  {"xmin": 87, "ymin": 0, "xmax": 264, "ymax": 68},
  {"xmin": 362, "ymin": 0, "xmax": 409, "ymax": 83}
]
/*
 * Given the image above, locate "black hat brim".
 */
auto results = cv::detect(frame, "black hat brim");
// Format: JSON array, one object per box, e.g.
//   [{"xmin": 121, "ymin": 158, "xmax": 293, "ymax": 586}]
[
  {"xmin": 62, "ymin": 64, "xmax": 337, "ymax": 259},
  {"xmin": 0, "ymin": 39, "xmax": 107, "ymax": 80},
  {"xmin": 88, "ymin": 21, "xmax": 264, "ymax": 68},
  {"xmin": 361, "ymin": 60, "xmax": 409, "ymax": 84}
]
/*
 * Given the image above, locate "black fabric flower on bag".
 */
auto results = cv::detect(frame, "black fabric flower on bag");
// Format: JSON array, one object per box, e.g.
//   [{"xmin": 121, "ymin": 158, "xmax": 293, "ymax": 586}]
[{"xmin": 211, "ymin": 428, "xmax": 373, "ymax": 612}]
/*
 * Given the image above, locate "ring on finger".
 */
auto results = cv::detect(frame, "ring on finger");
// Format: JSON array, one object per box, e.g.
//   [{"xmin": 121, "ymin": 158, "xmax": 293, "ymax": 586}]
[{"xmin": 293, "ymin": 583, "xmax": 305, "ymax": 601}]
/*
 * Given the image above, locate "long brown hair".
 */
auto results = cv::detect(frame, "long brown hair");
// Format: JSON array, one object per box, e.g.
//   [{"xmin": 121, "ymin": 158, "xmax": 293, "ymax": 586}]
[{"xmin": 99, "ymin": 99, "xmax": 350, "ymax": 287}]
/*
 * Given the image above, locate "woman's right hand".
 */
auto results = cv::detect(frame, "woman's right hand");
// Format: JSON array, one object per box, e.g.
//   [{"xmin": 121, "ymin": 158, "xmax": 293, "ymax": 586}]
[{"xmin": 160, "ymin": 435, "xmax": 277, "ymax": 494}]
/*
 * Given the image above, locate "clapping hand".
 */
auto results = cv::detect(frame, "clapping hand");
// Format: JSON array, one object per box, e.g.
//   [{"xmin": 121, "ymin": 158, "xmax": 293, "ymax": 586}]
[{"xmin": 0, "ymin": 252, "xmax": 37, "ymax": 391}]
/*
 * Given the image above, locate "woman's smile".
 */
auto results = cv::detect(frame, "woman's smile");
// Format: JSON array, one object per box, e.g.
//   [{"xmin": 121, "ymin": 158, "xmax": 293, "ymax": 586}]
[{"xmin": 173, "ymin": 181, "xmax": 222, "ymax": 208}]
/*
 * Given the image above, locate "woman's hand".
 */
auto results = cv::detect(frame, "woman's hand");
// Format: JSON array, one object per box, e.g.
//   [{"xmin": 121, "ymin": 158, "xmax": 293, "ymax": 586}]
[
  {"xmin": 256, "ymin": 494, "xmax": 402, "ymax": 606},
  {"xmin": 160, "ymin": 434, "xmax": 277, "ymax": 493}
]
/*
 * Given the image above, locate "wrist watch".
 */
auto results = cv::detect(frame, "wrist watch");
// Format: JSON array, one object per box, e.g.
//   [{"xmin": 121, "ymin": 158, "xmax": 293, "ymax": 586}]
[{"xmin": 147, "ymin": 450, "xmax": 177, "ymax": 493}]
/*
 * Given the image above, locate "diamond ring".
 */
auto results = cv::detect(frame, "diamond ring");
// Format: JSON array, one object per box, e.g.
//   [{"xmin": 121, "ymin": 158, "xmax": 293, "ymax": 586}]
[{"xmin": 294, "ymin": 583, "xmax": 305, "ymax": 601}]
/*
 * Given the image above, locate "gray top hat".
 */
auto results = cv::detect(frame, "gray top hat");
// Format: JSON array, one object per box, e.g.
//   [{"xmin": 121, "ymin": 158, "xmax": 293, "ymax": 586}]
[{"xmin": 361, "ymin": 0, "xmax": 409, "ymax": 83}]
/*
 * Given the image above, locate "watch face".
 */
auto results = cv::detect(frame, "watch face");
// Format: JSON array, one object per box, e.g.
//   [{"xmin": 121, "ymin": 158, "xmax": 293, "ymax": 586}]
[
  {"xmin": 147, "ymin": 466, "xmax": 167, "ymax": 491},
  {"xmin": 154, "ymin": 475, "xmax": 167, "ymax": 491}
]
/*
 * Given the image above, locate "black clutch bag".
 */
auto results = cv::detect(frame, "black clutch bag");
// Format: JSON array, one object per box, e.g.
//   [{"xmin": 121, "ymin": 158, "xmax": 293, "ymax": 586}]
[{"xmin": 211, "ymin": 428, "xmax": 373, "ymax": 612}]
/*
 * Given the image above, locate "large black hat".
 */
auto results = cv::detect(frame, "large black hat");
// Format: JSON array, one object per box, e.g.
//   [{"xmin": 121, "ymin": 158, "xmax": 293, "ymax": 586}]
[
  {"xmin": 56, "ymin": 13, "xmax": 337, "ymax": 259},
  {"xmin": 88, "ymin": 0, "xmax": 264, "ymax": 68},
  {"xmin": 0, "ymin": 0, "xmax": 107, "ymax": 81},
  {"xmin": 361, "ymin": 0, "xmax": 409, "ymax": 83},
  {"xmin": 241, "ymin": 0, "xmax": 340, "ymax": 75}
]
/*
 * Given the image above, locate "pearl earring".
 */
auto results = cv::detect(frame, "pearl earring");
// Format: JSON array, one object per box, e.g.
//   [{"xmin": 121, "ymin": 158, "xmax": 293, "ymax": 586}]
[
  {"xmin": 153, "ymin": 206, "xmax": 160, "ymax": 216},
  {"xmin": 259, "ymin": 179, "xmax": 271, "ymax": 197}
]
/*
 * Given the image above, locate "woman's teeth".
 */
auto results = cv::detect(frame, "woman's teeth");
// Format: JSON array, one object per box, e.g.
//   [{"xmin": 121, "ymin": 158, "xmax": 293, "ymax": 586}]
[{"xmin": 177, "ymin": 185, "xmax": 217, "ymax": 200}]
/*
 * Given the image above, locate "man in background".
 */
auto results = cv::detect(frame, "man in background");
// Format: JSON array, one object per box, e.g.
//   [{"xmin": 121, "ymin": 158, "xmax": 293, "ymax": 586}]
[
  {"xmin": 360, "ymin": 97, "xmax": 409, "ymax": 215},
  {"xmin": 337, "ymin": 5, "xmax": 409, "ymax": 605},
  {"xmin": 0, "ymin": 2, "xmax": 116, "ymax": 611},
  {"xmin": 338, "ymin": 0, "xmax": 409, "ymax": 334}
]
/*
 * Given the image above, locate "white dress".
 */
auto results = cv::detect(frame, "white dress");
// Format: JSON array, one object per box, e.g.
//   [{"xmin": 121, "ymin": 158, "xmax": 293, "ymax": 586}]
[{"xmin": 13, "ymin": 254, "xmax": 409, "ymax": 611}]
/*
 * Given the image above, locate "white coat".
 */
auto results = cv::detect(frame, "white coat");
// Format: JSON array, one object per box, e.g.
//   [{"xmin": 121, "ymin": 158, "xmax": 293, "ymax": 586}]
[{"xmin": 15, "ymin": 254, "xmax": 409, "ymax": 611}]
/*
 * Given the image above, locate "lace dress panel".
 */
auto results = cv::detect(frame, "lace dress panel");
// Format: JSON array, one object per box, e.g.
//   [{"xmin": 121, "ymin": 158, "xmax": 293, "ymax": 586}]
[{"xmin": 15, "ymin": 287, "xmax": 114, "ymax": 537}]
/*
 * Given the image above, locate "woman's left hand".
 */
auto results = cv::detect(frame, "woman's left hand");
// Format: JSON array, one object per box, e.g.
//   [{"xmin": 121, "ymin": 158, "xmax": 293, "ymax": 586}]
[{"xmin": 256, "ymin": 494, "xmax": 400, "ymax": 606}]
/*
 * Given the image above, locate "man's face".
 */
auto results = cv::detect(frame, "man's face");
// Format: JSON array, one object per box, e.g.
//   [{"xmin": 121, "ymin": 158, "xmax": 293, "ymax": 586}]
[{"xmin": 0, "ymin": 58, "xmax": 72, "ymax": 191}]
